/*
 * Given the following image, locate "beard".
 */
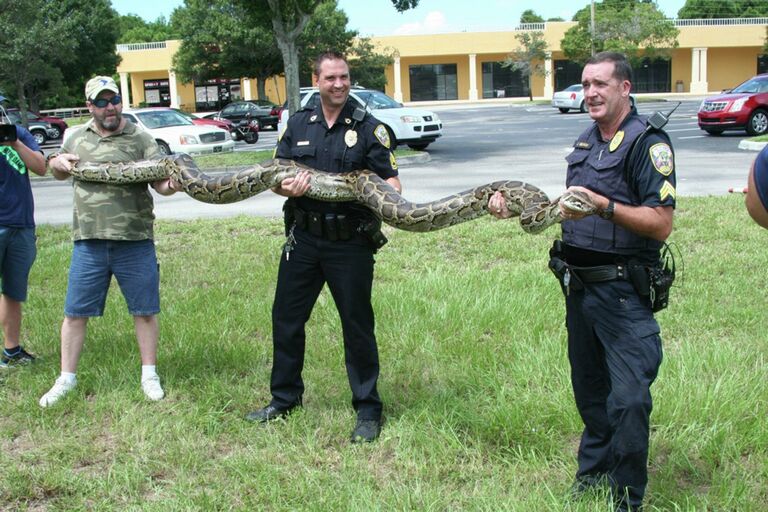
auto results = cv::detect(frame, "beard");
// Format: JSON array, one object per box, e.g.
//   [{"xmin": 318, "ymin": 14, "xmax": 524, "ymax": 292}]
[{"xmin": 95, "ymin": 111, "xmax": 122, "ymax": 132}]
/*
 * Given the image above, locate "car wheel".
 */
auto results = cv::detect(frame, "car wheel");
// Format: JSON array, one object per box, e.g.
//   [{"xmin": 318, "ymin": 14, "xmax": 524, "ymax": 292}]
[
  {"xmin": 407, "ymin": 143, "xmax": 429, "ymax": 150},
  {"xmin": 31, "ymin": 129, "xmax": 47, "ymax": 145},
  {"xmin": 704, "ymin": 128, "xmax": 724, "ymax": 136},
  {"xmin": 156, "ymin": 140, "xmax": 172, "ymax": 155},
  {"xmin": 579, "ymin": 101, "xmax": 587, "ymax": 113},
  {"xmin": 48, "ymin": 126, "xmax": 62, "ymax": 139},
  {"xmin": 747, "ymin": 109, "xmax": 768, "ymax": 136},
  {"xmin": 558, "ymin": 107, "xmax": 569, "ymax": 114}
]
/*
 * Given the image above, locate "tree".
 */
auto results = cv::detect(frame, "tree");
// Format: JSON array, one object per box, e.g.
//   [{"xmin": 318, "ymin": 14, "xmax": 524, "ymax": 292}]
[
  {"xmin": 677, "ymin": 0, "xmax": 768, "ymax": 18},
  {"xmin": 561, "ymin": 0, "xmax": 679, "ymax": 66},
  {"xmin": 520, "ymin": 9, "xmax": 544, "ymax": 24},
  {"xmin": 0, "ymin": 1, "xmax": 77, "ymax": 118},
  {"xmin": 172, "ymin": 0, "xmax": 283, "ymax": 102},
  {"xmin": 503, "ymin": 31, "xmax": 548, "ymax": 101},
  {"xmin": 118, "ymin": 14, "xmax": 180, "ymax": 43},
  {"xmin": 348, "ymin": 38, "xmax": 395, "ymax": 91},
  {"xmin": 391, "ymin": 0, "xmax": 419, "ymax": 11},
  {"xmin": 264, "ymin": 0, "xmax": 323, "ymax": 116}
]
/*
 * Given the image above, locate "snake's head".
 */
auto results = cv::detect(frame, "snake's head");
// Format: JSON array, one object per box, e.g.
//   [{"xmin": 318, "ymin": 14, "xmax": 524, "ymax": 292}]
[{"xmin": 559, "ymin": 189, "xmax": 598, "ymax": 215}]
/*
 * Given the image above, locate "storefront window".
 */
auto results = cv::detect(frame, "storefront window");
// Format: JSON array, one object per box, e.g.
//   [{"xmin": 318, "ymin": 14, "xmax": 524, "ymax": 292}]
[
  {"xmin": 194, "ymin": 78, "xmax": 242, "ymax": 111},
  {"xmin": 481, "ymin": 62, "xmax": 529, "ymax": 98},
  {"xmin": 409, "ymin": 64, "xmax": 458, "ymax": 101},
  {"xmin": 143, "ymin": 79, "xmax": 170, "ymax": 107}
]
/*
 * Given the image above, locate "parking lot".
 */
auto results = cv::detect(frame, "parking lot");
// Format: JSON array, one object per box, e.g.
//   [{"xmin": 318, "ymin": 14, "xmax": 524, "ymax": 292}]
[{"xmin": 32, "ymin": 98, "xmax": 759, "ymax": 225}]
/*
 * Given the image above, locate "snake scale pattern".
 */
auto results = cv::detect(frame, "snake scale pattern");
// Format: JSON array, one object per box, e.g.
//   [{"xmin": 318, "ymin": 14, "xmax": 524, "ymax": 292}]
[{"xmin": 66, "ymin": 154, "xmax": 597, "ymax": 234}]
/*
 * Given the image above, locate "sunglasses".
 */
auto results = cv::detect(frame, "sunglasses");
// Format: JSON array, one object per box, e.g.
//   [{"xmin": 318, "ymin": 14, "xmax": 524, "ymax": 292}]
[{"xmin": 91, "ymin": 95, "xmax": 122, "ymax": 108}]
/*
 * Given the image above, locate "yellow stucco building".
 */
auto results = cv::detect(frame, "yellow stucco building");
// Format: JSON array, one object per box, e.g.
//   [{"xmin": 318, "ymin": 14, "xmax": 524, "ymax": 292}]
[{"xmin": 115, "ymin": 18, "xmax": 768, "ymax": 111}]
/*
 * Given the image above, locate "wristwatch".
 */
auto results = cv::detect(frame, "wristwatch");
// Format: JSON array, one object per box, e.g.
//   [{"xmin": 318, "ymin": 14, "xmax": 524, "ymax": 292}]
[{"xmin": 599, "ymin": 200, "xmax": 615, "ymax": 220}]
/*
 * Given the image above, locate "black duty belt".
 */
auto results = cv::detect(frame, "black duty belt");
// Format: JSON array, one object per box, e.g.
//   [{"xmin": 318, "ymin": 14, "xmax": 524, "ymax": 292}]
[
  {"xmin": 569, "ymin": 263, "xmax": 629, "ymax": 283},
  {"xmin": 292, "ymin": 206, "xmax": 356, "ymax": 241}
]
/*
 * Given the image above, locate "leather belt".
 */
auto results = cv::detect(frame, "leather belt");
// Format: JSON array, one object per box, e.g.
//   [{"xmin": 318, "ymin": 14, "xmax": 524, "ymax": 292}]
[{"xmin": 570, "ymin": 263, "xmax": 628, "ymax": 283}]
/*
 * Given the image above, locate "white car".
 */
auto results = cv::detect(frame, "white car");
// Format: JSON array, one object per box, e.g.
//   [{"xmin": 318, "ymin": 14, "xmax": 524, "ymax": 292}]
[
  {"xmin": 278, "ymin": 87, "xmax": 443, "ymax": 150},
  {"xmin": 121, "ymin": 108, "xmax": 235, "ymax": 156},
  {"xmin": 552, "ymin": 84, "xmax": 586, "ymax": 114}
]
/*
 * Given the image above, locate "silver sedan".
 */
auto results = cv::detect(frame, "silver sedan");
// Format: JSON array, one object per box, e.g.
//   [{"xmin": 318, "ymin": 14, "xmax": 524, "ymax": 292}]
[{"xmin": 552, "ymin": 84, "xmax": 586, "ymax": 114}]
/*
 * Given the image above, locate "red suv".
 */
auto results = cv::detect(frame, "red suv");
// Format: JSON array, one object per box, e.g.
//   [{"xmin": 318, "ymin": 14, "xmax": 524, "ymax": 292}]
[{"xmin": 698, "ymin": 73, "xmax": 768, "ymax": 136}]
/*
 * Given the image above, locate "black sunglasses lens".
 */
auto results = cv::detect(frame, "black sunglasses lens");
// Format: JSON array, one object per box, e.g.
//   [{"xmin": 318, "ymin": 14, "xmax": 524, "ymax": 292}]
[{"xmin": 93, "ymin": 95, "xmax": 121, "ymax": 108}]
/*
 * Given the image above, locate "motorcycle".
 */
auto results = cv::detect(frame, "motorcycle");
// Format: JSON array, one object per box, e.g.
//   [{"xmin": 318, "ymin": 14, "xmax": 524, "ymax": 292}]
[{"xmin": 232, "ymin": 114, "xmax": 259, "ymax": 144}]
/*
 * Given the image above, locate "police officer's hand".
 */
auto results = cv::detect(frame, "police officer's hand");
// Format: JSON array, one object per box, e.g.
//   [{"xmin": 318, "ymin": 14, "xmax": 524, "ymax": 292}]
[
  {"xmin": 488, "ymin": 191, "xmax": 512, "ymax": 219},
  {"xmin": 274, "ymin": 170, "xmax": 312, "ymax": 197},
  {"xmin": 560, "ymin": 186, "xmax": 608, "ymax": 220}
]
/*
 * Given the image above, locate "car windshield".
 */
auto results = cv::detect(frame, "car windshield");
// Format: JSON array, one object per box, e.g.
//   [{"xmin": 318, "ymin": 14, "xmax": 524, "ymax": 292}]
[
  {"xmin": 731, "ymin": 77, "xmax": 768, "ymax": 94},
  {"xmin": 563, "ymin": 84, "xmax": 582, "ymax": 92},
  {"xmin": 135, "ymin": 111, "xmax": 193, "ymax": 129},
  {"xmin": 353, "ymin": 91, "xmax": 401, "ymax": 110}
]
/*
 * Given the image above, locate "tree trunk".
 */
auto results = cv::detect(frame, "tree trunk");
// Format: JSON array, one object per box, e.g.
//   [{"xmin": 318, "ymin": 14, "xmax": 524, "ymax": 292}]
[{"xmin": 268, "ymin": 0, "xmax": 315, "ymax": 116}]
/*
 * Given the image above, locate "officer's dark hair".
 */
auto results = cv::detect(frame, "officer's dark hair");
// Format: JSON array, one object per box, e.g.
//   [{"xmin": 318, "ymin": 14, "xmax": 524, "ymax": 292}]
[
  {"xmin": 314, "ymin": 51, "xmax": 348, "ymax": 77},
  {"xmin": 586, "ymin": 51, "xmax": 633, "ymax": 84}
]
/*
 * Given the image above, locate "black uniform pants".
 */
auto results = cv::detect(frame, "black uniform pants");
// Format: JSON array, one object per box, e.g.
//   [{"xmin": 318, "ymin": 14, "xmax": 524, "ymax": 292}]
[
  {"xmin": 270, "ymin": 226, "xmax": 383, "ymax": 420},
  {"xmin": 565, "ymin": 279, "xmax": 662, "ymax": 510}
]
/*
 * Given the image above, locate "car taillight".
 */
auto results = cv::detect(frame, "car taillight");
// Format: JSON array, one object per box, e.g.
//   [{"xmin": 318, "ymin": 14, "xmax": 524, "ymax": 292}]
[{"xmin": 570, "ymin": 93, "xmax": 576, "ymax": 100}]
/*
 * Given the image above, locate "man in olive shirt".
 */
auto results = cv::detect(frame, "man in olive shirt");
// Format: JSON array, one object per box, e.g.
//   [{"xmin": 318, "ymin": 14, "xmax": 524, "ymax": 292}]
[{"xmin": 40, "ymin": 76, "xmax": 177, "ymax": 407}]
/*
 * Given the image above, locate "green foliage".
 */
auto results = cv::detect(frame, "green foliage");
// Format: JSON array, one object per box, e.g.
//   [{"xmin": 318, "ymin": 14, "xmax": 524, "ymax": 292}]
[
  {"xmin": 2, "ymin": 195, "xmax": 768, "ymax": 510},
  {"xmin": 520, "ymin": 9, "xmax": 545, "ymax": 24},
  {"xmin": 503, "ymin": 31, "xmax": 548, "ymax": 101},
  {"xmin": 348, "ymin": 38, "xmax": 395, "ymax": 91},
  {"xmin": 561, "ymin": 0, "xmax": 679, "ymax": 65},
  {"xmin": 118, "ymin": 14, "xmax": 180, "ymax": 43},
  {"xmin": 678, "ymin": 0, "xmax": 768, "ymax": 18},
  {"xmin": 0, "ymin": 0, "xmax": 122, "ymax": 111},
  {"xmin": 391, "ymin": 0, "xmax": 419, "ymax": 11},
  {"xmin": 297, "ymin": 1, "xmax": 357, "ymax": 83}
]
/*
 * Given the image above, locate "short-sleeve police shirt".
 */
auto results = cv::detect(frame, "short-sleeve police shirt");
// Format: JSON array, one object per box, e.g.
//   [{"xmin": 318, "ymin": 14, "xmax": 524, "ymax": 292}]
[{"xmin": 276, "ymin": 99, "xmax": 398, "ymax": 207}]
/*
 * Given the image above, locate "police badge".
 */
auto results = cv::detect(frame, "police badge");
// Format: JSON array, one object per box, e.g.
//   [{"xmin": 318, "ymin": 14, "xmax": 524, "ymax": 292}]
[{"xmin": 344, "ymin": 130, "xmax": 358, "ymax": 148}]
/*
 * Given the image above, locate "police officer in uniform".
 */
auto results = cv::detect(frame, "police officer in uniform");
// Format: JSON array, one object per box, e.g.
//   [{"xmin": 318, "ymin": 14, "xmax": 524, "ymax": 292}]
[
  {"xmin": 246, "ymin": 52, "xmax": 401, "ymax": 443},
  {"xmin": 491, "ymin": 52, "xmax": 675, "ymax": 510}
]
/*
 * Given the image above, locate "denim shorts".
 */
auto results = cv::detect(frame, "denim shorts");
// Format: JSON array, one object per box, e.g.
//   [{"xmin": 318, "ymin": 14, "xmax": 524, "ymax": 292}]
[
  {"xmin": 64, "ymin": 239, "xmax": 160, "ymax": 317},
  {"xmin": 0, "ymin": 227, "xmax": 37, "ymax": 302}
]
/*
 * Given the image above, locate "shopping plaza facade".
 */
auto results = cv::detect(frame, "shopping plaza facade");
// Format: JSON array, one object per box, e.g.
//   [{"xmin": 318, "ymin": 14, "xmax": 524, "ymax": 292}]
[{"xmin": 115, "ymin": 17, "xmax": 768, "ymax": 112}]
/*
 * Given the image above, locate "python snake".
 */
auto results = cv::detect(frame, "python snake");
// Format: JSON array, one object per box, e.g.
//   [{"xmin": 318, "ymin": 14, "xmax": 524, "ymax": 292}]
[{"xmin": 66, "ymin": 154, "xmax": 596, "ymax": 234}]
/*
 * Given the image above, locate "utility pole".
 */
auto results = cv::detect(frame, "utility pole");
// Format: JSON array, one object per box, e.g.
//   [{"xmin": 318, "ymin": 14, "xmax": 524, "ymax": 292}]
[{"xmin": 590, "ymin": 0, "xmax": 596, "ymax": 56}]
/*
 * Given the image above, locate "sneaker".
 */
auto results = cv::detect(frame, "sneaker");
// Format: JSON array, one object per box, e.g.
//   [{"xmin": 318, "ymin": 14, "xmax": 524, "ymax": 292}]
[
  {"xmin": 141, "ymin": 375, "xmax": 165, "ymax": 401},
  {"xmin": 0, "ymin": 346, "xmax": 36, "ymax": 369},
  {"xmin": 350, "ymin": 418, "xmax": 382, "ymax": 443},
  {"xmin": 39, "ymin": 376, "xmax": 77, "ymax": 407}
]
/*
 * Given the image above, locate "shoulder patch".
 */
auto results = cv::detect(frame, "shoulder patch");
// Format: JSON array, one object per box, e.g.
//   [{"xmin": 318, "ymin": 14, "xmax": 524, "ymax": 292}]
[
  {"xmin": 649, "ymin": 143, "xmax": 673, "ymax": 176},
  {"xmin": 374, "ymin": 124, "xmax": 391, "ymax": 149},
  {"xmin": 389, "ymin": 152, "xmax": 398, "ymax": 171}
]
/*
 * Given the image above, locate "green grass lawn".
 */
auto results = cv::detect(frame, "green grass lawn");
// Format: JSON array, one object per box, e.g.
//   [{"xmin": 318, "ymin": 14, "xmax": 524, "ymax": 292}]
[{"xmin": 2, "ymin": 195, "xmax": 766, "ymax": 510}]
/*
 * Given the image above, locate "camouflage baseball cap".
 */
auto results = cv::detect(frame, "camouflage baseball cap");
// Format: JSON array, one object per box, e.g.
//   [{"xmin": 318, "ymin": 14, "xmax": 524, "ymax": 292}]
[{"xmin": 85, "ymin": 76, "xmax": 120, "ymax": 100}]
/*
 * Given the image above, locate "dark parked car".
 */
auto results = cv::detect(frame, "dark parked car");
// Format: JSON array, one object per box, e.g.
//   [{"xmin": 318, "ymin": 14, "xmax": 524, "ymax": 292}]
[
  {"xmin": 8, "ymin": 108, "xmax": 67, "ymax": 139},
  {"xmin": 698, "ymin": 73, "xmax": 768, "ymax": 136},
  {"xmin": 215, "ymin": 100, "xmax": 280, "ymax": 130},
  {"xmin": 2, "ymin": 110, "xmax": 55, "ymax": 145}
]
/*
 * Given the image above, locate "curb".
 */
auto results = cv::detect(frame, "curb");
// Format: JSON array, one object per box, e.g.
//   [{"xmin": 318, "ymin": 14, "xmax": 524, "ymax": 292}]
[
  {"xmin": 738, "ymin": 140, "xmax": 767, "ymax": 151},
  {"xmin": 396, "ymin": 151, "xmax": 431, "ymax": 166}
]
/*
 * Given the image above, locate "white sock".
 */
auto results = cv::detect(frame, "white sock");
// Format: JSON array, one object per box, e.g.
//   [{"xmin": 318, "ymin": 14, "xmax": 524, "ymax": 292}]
[
  {"xmin": 60, "ymin": 372, "xmax": 77, "ymax": 385},
  {"xmin": 141, "ymin": 365, "xmax": 158, "ymax": 380}
]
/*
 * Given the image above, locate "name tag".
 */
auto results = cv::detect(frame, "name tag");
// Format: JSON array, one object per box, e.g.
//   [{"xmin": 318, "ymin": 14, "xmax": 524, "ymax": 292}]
[{"xmin": 297, "ymin": 141, "xmax": 310, "ymax": 146}]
